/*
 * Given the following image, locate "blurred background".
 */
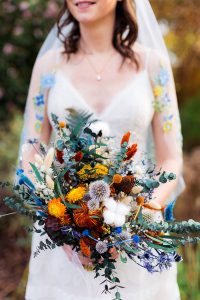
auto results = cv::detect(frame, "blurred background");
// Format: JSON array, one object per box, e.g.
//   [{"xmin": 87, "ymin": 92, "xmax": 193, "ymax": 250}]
[{"xmin": 0, "ymin": 0, "xmax": 199, "ymax": 299}]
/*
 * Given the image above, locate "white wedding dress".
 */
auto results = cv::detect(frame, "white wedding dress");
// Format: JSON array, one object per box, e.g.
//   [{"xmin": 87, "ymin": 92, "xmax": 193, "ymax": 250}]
[{"xmin": 25, "ymin": 48, "xmax": 181, "ymax": 300}]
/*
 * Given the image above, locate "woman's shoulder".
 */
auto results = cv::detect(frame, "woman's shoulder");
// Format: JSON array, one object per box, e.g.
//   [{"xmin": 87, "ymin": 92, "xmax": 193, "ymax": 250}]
[{"xmin": 33, "ymin": 47, "xmax": 65, "ymax": 75}]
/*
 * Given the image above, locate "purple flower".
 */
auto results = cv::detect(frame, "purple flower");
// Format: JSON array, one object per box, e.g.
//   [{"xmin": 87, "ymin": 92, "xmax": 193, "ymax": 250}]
[{"xmin": 143, "ymin": 262, "xmax": 155, "ymax": 273}]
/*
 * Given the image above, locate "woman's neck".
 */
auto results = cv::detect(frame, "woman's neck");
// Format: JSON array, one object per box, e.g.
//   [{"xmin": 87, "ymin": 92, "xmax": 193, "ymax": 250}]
[{"xmin": 79, "ymin": 14, "xmax": 116, "ymax": 54}]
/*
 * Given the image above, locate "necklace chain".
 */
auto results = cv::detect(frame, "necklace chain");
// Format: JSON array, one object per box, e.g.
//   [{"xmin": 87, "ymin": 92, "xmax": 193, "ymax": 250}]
[{"xmin": 79, "ymin": 41, "xmax": 116, "ymax": 81}]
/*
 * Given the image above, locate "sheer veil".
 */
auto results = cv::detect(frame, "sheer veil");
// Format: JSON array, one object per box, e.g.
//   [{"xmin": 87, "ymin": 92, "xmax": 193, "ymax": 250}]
[{"xmin": 17, "ymin": 0, "xmax": 185, "ymax": 206}]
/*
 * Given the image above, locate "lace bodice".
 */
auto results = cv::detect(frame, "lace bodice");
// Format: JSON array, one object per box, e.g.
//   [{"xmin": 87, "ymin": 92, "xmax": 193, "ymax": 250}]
[{"xmin": 47, "ymin": 67, "xmax": 154, "ymax": 153}]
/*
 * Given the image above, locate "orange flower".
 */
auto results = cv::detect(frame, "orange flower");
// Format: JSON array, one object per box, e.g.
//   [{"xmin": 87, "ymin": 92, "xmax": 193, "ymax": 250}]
[
  {"xmin": 73, "ymin": 202, "xmax": 101, "ymax": 228},
  {"xmin": 121, "ymin": 131, "xmax": 131, "ymax": 146},
  {"xmin": 60, "ymin": 213, "xmax": 71, "ymax": 226},
  {"xmin": 124, "ymin": 143, "xmax": 138, "ymax": 161},
  {"xmin": 48, "ymin": 198, "xmax": 66, "ymax": 219},
  {"xmin": 80, "ymin": 238, "xmax": 91, "ymax": 257}
]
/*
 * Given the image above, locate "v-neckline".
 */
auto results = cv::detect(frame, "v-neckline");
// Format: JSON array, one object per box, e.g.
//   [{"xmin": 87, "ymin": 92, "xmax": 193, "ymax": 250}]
[{"xmin": 55, "ymin": 68, "xmax": 148, "ymax": 118}]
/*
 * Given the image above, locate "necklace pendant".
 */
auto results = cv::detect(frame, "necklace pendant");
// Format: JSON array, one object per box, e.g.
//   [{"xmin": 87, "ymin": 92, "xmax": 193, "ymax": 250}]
[{"xmin": 96, "ymin": 74, "xmax": 102, "ymax": 81}]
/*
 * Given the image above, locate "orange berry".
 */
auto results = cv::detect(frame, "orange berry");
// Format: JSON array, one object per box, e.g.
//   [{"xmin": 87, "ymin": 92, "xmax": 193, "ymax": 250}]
[
  {"xmin": 59, "ymin": 121, "xmax": 66, "ymax": 128},
  {"xmin": 136, "ymin": 196, "xmax": 145, "ymax": 206},
  {"xmin": 113, "ymin": 174, "xmax": 123, "ymax": 184}
]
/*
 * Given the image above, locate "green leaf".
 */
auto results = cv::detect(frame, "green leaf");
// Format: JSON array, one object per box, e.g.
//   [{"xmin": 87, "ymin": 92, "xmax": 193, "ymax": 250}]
[
  {"xmin": 120, "ymin": 254, "xmax": 127, "ymax": 263},
  {"xmin": 146, "ymin": 241, "xmax": 176, "ymax": 252},
  {"xmin": 65, "ymin": 203, "xmax": 81, "ymax": 209},
  {"xmin": 123, "ymin": 245, "xmax": 138, "ymax": 253},
  {"xmin": 56, "ymin": 140, "xmax": 64, "ymax": 151},
  {"xmin": 115, "ymin": 291, "xmax": 121, "ymax": 300},
  {"xmin": 29, "ymin": 163, "xmax": 43, "ymax": 183}
]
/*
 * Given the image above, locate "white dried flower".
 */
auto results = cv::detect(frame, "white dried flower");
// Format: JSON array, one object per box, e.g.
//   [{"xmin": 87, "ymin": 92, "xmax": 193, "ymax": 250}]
[
  {"xmin": 95, "ymin": 241, "xmax": 108, "ymax": 254},
  {"xmin": 89, "ymin": 180, "xmax": 110, "ymax": 202},
  {"xmin": 44, "ymin": 147, "xmax": 54, "ymax": 170},
  {"xmin": 134, "ymin": 165, "xmax": 144, "ymax": 176},
  {"xmin": 115, "ymin": 202, "xmax": 130, "ymax": 216},
  {"xmin": 120, "ymin": 196, "xmax": 132, "ymax": 205},
  {"xmin": 89, "ymin": 121, "xmax": 110, "ymax": 137},
  {"xmin": 104, "ymin": 197, "xmax": 117, "ymax": 212},
  {"xmin": 46, "ymin": 175, "xmax": 54, "ymax": 190},
  {"xmin": 103, "ymin": 209, "xmax": 115, "ymax": 224},
  {"xmin": 40, "ymin": 165, "xmax": 46, "ymax": 173},
  {"xmin": 87, "ymin": 199, "xmax": 100, "ymax": 211},
  {"xmin": 34, "ymin": 153, "xmax": 43, "ymax": 167},
  {"xmin": 131, "ymin": 185, "xmax": 143, "ymax": 194}
]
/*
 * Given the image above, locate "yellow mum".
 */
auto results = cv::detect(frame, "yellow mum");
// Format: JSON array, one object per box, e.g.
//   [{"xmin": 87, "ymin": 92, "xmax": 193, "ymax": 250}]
[
  {"xmin": 48, "ymin": 198, "xmax": 66, "ymax": 219},
  {"xmin": 153, "ymin": 85, "xmax": 163, "ymax": 98},
  {"xmin": 66, "ymin": 186, "xmax": 86, "ymax": 203},
  {"xmin": 78, "ymin": 164, "xmax": 108, "ymax": 180}
]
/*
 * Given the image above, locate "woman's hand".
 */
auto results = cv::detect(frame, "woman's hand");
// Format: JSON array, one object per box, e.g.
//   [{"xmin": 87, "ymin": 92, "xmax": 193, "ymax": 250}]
[
  {"xmin": 109, "ymin": 247, "xmax": 119, "ymax": 260},
  {"xmin": 62, "ymin": 244, "xmax": 93, "ymax": 266}
]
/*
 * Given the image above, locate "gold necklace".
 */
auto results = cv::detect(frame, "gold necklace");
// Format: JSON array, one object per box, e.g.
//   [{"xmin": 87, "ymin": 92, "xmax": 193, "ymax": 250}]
[{"xmin": 80, "ymin": 43, "xmax": 116, "ymax": 81}]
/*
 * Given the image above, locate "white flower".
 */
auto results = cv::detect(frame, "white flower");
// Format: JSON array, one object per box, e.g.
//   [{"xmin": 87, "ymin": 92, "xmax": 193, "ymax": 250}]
[
  {"xmin": 120, "ymin": 196, "xmax": 133, "ymax": 205},
  {"xmin": 46, "ymin": 175, "xmax": 54, "ymax": 190},
  {"xmin": 95, "ymin": 241, "xmax": 108, "ymax": 254},
  {"xmin": 103, "ymin": 198, "xmax": 130, "ymax": 227},
  {"xmin": 131, "ymin": 185, "xmax": 143, "ymax": 194},
  {"xmin": 115, "ymin": 202, "xmax": 130, "ymax": 215},
  {"xmin": 34, "ymin": 153, "xmax": 43, "ymax": 167},
  {"xmin": 134, "ymin": 165, "xmax": 144, "ymax": 176},
  {"xmin": 89, "ymin": 121, "xmax": 110, "ymax": 137},
  {"xmin": 40, "ymin": 165, "xmax": 46, "ymax": 173},
  {"xmin": 87, "ymin": 199, "xmax": 100, "ymax": 211},
  {"xmin": 44, "ymin": 147, "xmax": 54, "ymax": 170},
  {"xmin": 89, "ymin": 180, "xmax": 110, "ymax": 202},
  {"xmin": 104, "ymin": 197, "xmax": 117, "ymax": 212}
]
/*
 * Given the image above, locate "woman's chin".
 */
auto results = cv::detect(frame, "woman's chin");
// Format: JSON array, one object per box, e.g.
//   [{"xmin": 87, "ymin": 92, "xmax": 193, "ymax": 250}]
[{"xmin": 75, "ymin": 14, "xmax": 99, "ymax": 25}]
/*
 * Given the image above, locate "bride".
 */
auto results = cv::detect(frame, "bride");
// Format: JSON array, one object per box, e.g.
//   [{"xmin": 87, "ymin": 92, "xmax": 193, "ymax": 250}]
[{"xmin": 19, "ymin": 0, "xmax": 185, "ymax": 299}]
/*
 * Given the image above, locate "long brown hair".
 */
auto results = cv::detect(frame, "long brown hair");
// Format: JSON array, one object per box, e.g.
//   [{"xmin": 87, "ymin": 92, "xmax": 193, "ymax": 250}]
[{"xmin": 57, "ymin": 0, "xmax": 139, "ymax": 68}]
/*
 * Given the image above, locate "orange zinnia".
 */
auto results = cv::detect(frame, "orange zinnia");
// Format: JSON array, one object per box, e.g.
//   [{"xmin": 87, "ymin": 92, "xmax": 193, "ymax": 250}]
[
  {"xmin": 124, "ymin": 143, "xmax": 138, "ymax": 161},
  {"xmin": 121, "ymin": 131, "xmax": 131, "ymax": 146}
]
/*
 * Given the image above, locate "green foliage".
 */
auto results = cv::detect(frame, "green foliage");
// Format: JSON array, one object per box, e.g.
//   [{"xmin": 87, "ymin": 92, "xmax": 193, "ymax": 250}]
[
  {"xmin": 3, "ymin": 196, "xmax": 37, "ymax": 220},
  {"xmin": 180, "ymin": 92, "xmax": 200, "ymax": 149},
  {"xmin": 0, "ymin": 1, "xmax": 60, "ymax": 120}
]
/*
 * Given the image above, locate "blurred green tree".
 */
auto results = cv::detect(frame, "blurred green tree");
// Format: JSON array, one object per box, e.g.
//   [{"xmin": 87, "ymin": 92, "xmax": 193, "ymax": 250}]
[{"xmin": 0, "ymin": 0, "xmax": 60, "ymax": 120}]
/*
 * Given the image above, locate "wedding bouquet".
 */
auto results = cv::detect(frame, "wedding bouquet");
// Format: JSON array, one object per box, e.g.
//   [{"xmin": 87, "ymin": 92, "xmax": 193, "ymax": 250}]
[{"xmin": 2, "ymin": 109, "xmax": 200, "ymax": 300}]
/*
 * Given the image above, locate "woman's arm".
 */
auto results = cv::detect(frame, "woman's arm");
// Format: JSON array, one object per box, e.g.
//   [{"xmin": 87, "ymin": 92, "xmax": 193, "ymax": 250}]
[
  {"xmin": 20, "ymin": 52, "xmax": 55, "ymax": 176},
  {"xmin": 147, "ymin": 49, "xmax": 184, "ymax": 207}
]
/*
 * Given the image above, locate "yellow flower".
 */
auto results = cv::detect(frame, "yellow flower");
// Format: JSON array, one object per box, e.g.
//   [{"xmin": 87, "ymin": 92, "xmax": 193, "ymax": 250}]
[
  {"xmin": 78, "ymin": 164, "xmax": 108, "ymax": 181},
  {"xmin": 163, "ymin": 121, "xmax": 173, "ymax": 133},
  {"xmin": 48, "ymin": 198, "xmax": 66, "ymax": 218},
  {"xmin": 94, "ymin": 163, "xmax": 108, "ymax": 177},
  {"xmin": 153, "ymin": 85, "xmax": 163, "ymax": 98},
  {"xmin": 66, "ymin": 186, "xmax": 86, "ymax": 203}
]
